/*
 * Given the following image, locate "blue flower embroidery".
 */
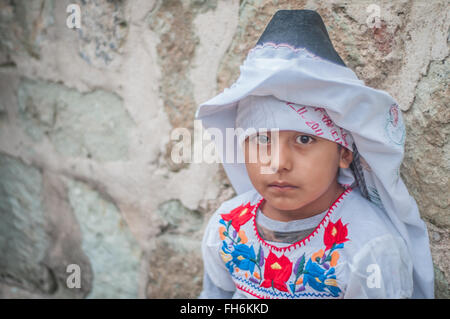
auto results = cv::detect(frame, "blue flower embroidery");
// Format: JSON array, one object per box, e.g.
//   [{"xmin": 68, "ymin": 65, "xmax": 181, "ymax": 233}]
[
  {"xmin": 303, "ymin": 259, "xmax": 341, "ymax": 297},
  {"xmin": 231, "ymin": 244, "xmax": 256, "ymax": 273}
]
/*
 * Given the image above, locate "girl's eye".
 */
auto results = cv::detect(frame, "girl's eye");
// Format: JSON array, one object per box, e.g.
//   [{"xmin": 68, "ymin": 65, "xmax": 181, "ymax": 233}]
[
  {"xmin": 255, "ymin": 134, "xmax": 270, "ymax": 144},
  {"xmin": 296, "ymin": 135, "xmax": 313, "ymax": 144}
]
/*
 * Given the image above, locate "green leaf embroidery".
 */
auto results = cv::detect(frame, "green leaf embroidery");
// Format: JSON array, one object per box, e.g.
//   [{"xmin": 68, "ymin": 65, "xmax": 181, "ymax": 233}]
[
  {"xmin": 256, "ymin": 245, "xmax": 262, "ymax": 264},
  {"xmin": 296, "ymin": 253, "xmax": 305, "ymax": 277}
]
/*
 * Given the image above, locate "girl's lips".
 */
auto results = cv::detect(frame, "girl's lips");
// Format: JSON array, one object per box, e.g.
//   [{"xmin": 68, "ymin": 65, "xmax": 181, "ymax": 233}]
[{"xmin": 267, "ymin": 182, "xmax": 298, "ymax": 191}]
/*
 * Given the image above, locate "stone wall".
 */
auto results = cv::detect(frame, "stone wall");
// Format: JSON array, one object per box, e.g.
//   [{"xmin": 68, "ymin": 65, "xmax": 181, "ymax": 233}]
[{"xmin": 0, "ymin": 0, "xmax": 448, "ymax": 298}]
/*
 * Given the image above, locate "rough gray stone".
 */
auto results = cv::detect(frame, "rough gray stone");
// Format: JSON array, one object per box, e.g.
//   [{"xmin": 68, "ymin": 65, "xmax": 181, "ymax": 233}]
[
  {"xmin": 66, "ymin": 178, "xmax": 142, "ymax": 298},
  {"xmin": 147, "ymin": 199, "xmax": 204, "ymax": 298},
  {"xmin": 0, "ymin": 153, "xmax": 54, "ymax": 293},
  {"xmin": 427, "ymin": 221, "xmax": 450, "ymax": 299},
  {"xmin": 0, "ymin": 154, "xmax": 93, "ymax": 298},
  {"xmin": 147, "ymin": 234, "xmax": 203, "ymax": 299},
  {"xmin": 75, "ymin": 0, "xmax": 129, "ymax": 68},
  {"xmin": 0, "ymin": 100, "xmax": 6, "ymax": 119},
  {"xmin": 156, "ymin": 199, "xmax": 203, "ymax": 234},
  {"xmin": 434, "ymin": 265, "xmax": 450, "ymax": 299},
  {"xmin": 17, "ymin": 78, "xmax": 134, "ymax": 162},
  {"xmin": 402, "ymin": 57, "xmax": 450, "ymax": 227},
  {"xmin": 0, "ymin": 0, "xmax": 55, "ymax": 60}
]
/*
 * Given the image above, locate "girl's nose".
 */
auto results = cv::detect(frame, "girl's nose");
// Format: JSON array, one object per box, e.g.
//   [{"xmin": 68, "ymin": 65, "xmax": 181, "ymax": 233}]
[{"xmin": 270, "ymin": 142, "xmax": 292, "ymax": 173}]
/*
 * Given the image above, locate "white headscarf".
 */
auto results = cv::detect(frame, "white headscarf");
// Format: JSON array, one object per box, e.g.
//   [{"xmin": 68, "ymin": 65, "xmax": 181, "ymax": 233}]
[
  {"xmin": 235, "ymin": 95, "xmax": 354, "ymax": 150},
  {"xmin": 235, "ymin": 95, "xmax": 356, "ymax": 186},
  {"xmin": 195, "ymin": 43, "xmax": 434, "ymax": 298}
]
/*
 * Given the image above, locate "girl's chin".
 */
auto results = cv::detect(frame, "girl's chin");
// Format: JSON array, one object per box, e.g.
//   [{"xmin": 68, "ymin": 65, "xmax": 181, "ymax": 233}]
[{"xmin": 264, "ymin": 198, "xmax": 305, "ymax": 212}]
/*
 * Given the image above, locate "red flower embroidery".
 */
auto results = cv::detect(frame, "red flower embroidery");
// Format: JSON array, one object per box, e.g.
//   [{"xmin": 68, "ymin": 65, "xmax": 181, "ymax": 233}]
[
  {"xmin": 323, "ymin": 219, "xmax": 349, "ymax": 251},
  {"xmin": 260, "ymin": 251, "xmax": 293, "ymax": 292},
  {"xmin": 221, "ymin": 202, "xmax": 255, "ymax": 232}
]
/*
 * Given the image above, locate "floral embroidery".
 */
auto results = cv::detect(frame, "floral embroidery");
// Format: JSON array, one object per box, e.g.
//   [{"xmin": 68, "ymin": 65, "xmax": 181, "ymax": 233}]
[
  {"xmin": 261, "ymin": 251, "xmax": 292, "ymax": 292},
  {"xmin": 288, "ymin": 221, "xmax": 347, "ymax": 297},
  {"xmin": 218, "ymin": 197, "xmax": 351, "ymax": 298},
  {"xmin": 323, "ymin": 219, "xmax": 349, "ymax": 250},
  {"xmin": 219, "ymin": 203, "xmax": 264, "ymax": 284},
  {"xmin": 221, "ymin": 202, "xmax": 255, "ymax": 232},
  {"xmin": 228, "ymin": 244, "xmax": 256, "ymax": 273},
  {"xmin": 385, "ymin": 103, "xmax": 405, "ymax": 146}
]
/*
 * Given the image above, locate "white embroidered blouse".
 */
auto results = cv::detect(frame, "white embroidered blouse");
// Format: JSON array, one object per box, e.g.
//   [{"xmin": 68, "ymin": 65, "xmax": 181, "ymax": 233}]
[{"xmin": 200, "ymin": 186, "xmax": 414, "ymax": 299}]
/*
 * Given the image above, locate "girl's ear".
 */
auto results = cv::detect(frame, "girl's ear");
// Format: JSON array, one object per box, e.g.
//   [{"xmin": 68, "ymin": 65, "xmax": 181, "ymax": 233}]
[{"xmin": 339, "ymin": 147, "xmax": 354, "ymax": 169}]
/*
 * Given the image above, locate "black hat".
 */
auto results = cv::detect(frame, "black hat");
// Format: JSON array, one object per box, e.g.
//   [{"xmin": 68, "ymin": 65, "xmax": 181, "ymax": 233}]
[{"xmin": 256, "ymin": 10, "xmax": 346, "ymax": 67}]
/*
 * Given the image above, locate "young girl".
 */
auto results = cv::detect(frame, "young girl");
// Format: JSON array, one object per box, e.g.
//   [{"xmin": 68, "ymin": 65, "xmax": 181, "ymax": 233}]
[{"xmin": 196, "ymin": 10, "xmax": 434, "ymax": 299}]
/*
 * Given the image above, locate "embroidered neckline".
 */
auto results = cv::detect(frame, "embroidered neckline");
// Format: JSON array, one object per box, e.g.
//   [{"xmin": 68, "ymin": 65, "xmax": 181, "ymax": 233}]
[
  {"xmin": 218, "ymin": 189, "xmax": 353, "ymax": 298},
  {"xmin": 251, "ymin": 187, "xmax": 353, "ymax": 252}
]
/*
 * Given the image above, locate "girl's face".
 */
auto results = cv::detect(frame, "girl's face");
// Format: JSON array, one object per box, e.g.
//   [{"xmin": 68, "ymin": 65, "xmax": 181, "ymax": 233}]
[{"xmin": 243, "ymin": 130, "xmax": 353, "ymax": 221}]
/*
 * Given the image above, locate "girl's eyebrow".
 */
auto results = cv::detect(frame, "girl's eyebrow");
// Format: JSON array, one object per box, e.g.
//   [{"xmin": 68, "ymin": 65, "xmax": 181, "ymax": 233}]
[{"xmin": 293, "ymin": 132, "xmax": 314, "ymax": 137}]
